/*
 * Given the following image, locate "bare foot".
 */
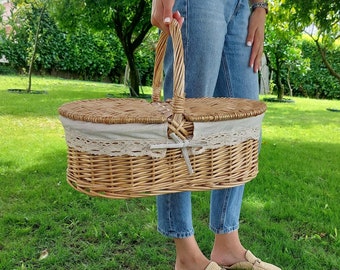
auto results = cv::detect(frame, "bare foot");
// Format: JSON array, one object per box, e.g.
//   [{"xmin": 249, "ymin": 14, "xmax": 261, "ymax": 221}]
[{"xmin": 210, "ymin": 231, "xmax": 247, "ymax": 267}]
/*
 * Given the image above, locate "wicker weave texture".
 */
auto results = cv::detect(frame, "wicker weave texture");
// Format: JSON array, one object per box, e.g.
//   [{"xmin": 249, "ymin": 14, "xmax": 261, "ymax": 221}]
[
  {"xmin": 66, "ymin": 140, "xmax": 259, "ymax": 199},
  {"xmin": 58, "ymin": 97, "xmax": 266, "ymax": 124},
  {"xmin": 58, "ymin": 98, "xmax": 170, "ymax": 124}
]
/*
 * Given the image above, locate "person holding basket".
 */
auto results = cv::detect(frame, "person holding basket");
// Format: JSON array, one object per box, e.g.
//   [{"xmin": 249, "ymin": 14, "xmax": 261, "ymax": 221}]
[{"xmin": 151, "ymin": 0, "xmax": 281, "ymax": 269}]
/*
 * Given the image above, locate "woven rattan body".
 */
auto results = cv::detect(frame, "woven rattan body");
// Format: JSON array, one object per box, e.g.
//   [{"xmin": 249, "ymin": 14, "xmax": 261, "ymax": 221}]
[{"xmin": 58, "ymin": 21, "xmax": 266, "ymax": 199}]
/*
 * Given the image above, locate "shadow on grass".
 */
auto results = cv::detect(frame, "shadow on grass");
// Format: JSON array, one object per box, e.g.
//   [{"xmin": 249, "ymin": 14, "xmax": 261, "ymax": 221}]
[
  {"xmin": 8, "ymin": 89, "xmax": 48, "ymax": 94},
  {"xmin": 263, "ymin": 105, "xmax": 340, "ymax": 128},
  {"xmin": 0, "ymin": 147, "xmax": 169, "ymax": 269}
]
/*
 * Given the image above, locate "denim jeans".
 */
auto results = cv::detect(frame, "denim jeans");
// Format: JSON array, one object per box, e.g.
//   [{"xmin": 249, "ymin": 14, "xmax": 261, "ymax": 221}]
[{"xmin": 157, "ymin": 0, "xmax": 259, "ymax": 238}]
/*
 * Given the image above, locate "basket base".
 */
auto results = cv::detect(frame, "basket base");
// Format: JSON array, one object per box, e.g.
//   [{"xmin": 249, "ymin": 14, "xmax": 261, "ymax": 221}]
[{"xmin": 66, "ymin": 139, "xmax": 259, "ymax": 199}]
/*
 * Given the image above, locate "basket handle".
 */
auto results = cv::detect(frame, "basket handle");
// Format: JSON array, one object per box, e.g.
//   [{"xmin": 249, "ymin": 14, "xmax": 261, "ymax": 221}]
[{"xmin": 152, "ymin": 20, "xmax": 187, "ymax": 139}]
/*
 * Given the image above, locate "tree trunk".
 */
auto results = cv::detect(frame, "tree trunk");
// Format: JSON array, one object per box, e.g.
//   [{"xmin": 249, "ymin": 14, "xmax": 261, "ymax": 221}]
[
  {"xmin": 275, "ymin": 55, "xmax": 284, "ymax": 100},
  {"xmin": 112, "ymin": 0, "xmax": 151, "ymax": 97},
  {"xmin": 27, "ymin": 6, "xmax": 46, "ymax": 93},
  {"xmin": 125, "ymin": 50, "xmax": 139, "ymax": 97},
  {"xmin": 287, "ymin": 66, "xmax": 293, "ymax": 96},
  {"xmin": 277, "ymin": 77, "xmax": 284, "ymax": 100}
]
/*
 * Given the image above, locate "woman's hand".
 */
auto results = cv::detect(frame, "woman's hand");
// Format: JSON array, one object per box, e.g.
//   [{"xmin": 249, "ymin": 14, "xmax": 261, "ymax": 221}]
[
  {"xmin": 247, "ymin": 8, "xmax": 266, "ymax": 73},
  {"xmin": 151, "ymin": 0, "xmax": 184, "ymax": 34}
]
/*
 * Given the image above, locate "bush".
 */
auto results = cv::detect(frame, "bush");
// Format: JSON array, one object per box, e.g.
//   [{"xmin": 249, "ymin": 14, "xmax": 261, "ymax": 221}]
[
  {"xmin": 1, "ymin": 6, "xmax": 155, "ymax": 84},
  {"xmin": 0, "ymin": 3, "xmax": 158, "ymax": 86},
  {"xmin": 0, "ymin": 63, "xmax": 15, "ymax": 74},
  {"xmin": 290, "ymin": 40, "xmax": 340, "ymax": 99}
]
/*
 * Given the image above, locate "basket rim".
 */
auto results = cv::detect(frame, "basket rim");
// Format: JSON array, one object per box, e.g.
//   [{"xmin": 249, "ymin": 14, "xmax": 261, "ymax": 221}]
[{"xmin": 58, "ymin": 97, "xmax": 266, "ymax": 124}]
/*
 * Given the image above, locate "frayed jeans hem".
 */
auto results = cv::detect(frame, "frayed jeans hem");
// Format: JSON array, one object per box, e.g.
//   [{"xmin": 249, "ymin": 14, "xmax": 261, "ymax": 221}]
[
  {"xmin": 157, "ymin": 227, "xmax": 195, "ymax": 239},
  {"xmin": 209, "ymin": 224, "xmax": 239, "ymax": 235}
]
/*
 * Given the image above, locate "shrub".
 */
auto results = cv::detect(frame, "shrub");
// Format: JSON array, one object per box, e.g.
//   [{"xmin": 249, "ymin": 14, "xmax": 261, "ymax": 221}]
[
  {"xmin": 1, "ymin": 4, "xmax": 158, "ymax": 85},
  {"xmin": 290, "ymin": 40, "xmax": 340, "ymax": 99}
]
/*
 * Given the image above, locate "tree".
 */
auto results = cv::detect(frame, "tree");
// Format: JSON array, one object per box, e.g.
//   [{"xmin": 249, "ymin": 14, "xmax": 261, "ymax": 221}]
[
  {"xmin": 0, "ymin": 5, "xmax": 4, "ymax": 24},
  {"xmin": 1, "ymin": 2, "xmax": 129, "ymax": 82},
  {"xmin": 26, "ymin": 2, "xmax": 46, "ymax": 92},
  {"xmin": 0, "ymin": 5, "xmax": 5, "ymax": 57},
  {"xmin": 265, "ymin": 0, "xmax": 310, "ymax": 100},
  {"xmin": 52, "ymin": 0, "xmax": 152, "ymax": 97},
  {"xmin": 283, "ymin": 0, "xmax": 340, "ymax": 84},
  {"xmin": 5, "ymin": 0, "xmax": 49, "ymax": 92}
]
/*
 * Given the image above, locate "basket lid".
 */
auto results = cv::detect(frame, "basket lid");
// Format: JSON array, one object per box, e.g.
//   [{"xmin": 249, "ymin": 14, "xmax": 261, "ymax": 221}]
[
  {"xmin": 58, "ymin": 97, "xmax": 266, "ymax": 125},
  {"xmin": 183, "ymin": 98, "xmax": 267, "ymax": 122},
  {"xmin": 58, "ymin": 98, "xmax": 171, "ymax": 124}
]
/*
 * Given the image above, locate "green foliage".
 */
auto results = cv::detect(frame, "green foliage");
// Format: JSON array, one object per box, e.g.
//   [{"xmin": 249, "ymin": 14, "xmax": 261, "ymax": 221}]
[
  {"xmin": 0, "ymin": 5, "xmax": 118, "ymax": 81},
  {"xmin": 280, "ymin": 0, "xmax": 340, "ymax": 91},
  {"xmin": 283, "ymin": 0, "xmax": 340, "ymax": 34},
  {"xmin": 134, "ymin": 29, "xmax": 158, "ymax": 86},
  {"xmin": 265, "ymin": 1, "xmax": 310, "ymax": 99},
  {"xmin": 0, "ymin": 63, "xmax": 15, "ymax": 74},
  {"xmin": 0, "ymin": 5, "xmax": 4, "ymax": 26},
  {"xmin": 50, "ymin": 29, "xmax": 125, "ymax": 82},
  {"xmin": 0, "ymin": 2, "xmax": 155, "ymax": 85},
  {"xmin": 289, "ymin": 40, "xmax": 340, "ymax": 99},
  {"xmin": 265, "ymin": 0, "xmax": 340, "ymax": 100},
  {"xmin": 2, "ymin": 0, "xmax": 338, "ymax": 97},
  {"xmin": 266, "ymin": 36, "xmax": 340, "ymax": 99},
  {"xmin": 52, "ymin": 0, "xmax": 153, "ymax": 96}
]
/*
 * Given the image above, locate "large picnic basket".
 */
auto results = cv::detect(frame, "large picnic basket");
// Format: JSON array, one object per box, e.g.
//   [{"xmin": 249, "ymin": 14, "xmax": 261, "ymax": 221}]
[{"xmin": 58, "ymin": 20, "xmax": 267, "ymax": 199}]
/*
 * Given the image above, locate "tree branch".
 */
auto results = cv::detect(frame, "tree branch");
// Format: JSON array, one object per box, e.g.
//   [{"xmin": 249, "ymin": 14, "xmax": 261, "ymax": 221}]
[{"xmin": 314, "ymin": 39, "xmax": 340, "ymax": 82}]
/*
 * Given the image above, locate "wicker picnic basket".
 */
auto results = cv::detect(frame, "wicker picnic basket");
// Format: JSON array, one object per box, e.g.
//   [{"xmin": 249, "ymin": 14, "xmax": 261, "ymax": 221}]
[{"xmin": 58, "ymin": 20, "xmax": 267, "ymax": 199}]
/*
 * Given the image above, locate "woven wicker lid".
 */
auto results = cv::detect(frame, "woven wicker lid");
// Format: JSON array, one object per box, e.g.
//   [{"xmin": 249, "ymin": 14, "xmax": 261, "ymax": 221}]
[
  {"xmin": 58, "ymin": 97, "xmax": 266, "ymax": 125},
  {"xmin": 183, "ymin": 97, "xmax": 267, "ymax": 122},
  {"xmin": 58, "ymin": 98, "xmax": 171, "ymax": 124}
]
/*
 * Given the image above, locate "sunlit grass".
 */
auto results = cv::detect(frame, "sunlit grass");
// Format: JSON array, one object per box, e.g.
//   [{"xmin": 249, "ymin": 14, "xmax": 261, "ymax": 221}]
[{"xmin": 0, "ymin": 75, "xmax": 339, "ymax": 269}]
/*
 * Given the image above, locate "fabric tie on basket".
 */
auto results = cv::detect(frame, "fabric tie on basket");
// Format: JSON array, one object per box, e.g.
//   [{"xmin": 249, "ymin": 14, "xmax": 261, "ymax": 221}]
[{"xmin": 151, "ymin": 132, "xmax": 207, "ymax": 174}]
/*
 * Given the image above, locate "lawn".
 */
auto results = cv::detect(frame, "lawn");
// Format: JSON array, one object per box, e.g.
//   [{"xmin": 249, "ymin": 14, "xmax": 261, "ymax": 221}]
[{"xmin": 0, "ymin": 75, "xmax": 339, "ymax": 270}]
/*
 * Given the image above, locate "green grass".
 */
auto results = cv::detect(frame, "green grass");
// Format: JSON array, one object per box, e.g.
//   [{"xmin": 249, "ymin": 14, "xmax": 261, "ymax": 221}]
[{"xmin": 0, "ymin": 75, "xmax": 339, "ymax": 270}]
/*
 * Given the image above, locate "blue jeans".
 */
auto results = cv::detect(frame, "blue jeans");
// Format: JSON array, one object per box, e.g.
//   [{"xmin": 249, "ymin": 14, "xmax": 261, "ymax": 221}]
[{"xmin": 157, "ymin": 0, "xmax": 259, "ymax": 238}]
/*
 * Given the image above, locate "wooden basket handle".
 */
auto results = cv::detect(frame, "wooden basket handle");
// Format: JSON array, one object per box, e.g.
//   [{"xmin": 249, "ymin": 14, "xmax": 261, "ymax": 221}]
[{"xmin": 152, "ymin": 20, "xmax": 186, "ymax": 138}]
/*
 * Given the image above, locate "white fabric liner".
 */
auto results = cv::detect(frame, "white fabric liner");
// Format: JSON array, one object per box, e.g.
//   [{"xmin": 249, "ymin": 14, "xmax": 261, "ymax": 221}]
[{"xmin": 60, "ymin": 114, "xmax": 264, "ymax": 158}]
